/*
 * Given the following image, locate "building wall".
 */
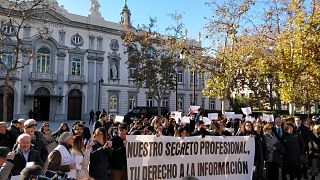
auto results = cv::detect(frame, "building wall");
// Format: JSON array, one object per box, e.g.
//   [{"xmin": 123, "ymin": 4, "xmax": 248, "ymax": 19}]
[{"xmin": 0, "ymin": 5, "xmax": 223, "ymax": 121}]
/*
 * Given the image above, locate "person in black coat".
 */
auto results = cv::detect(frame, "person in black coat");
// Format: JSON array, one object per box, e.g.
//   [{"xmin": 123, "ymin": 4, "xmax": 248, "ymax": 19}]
[
  {"xmin": 237, "ymin": 121, "xmax": 265, "ymax": 180},
  {"xmin": 110, "ymin": 124, "xmax": 128, "ymax": 180},
  {"xmin": 281, "ymin": 122, "xmax": 304, "ymax": 180},
  {"xmin": 7, "ymin": 120, "xmax": 22, "ymax": 141},
  {"xmin": 0, "ymin": 122, "xmax": 16, "ymax": 151},
  {"xmin": 10, "ymin": 134, "xmax": 43, "ymax": 176},
  {"xmin": 294, "ymin": 117, "xmax": 310, "ymax": 179},
  {"xmin": 89, "ymin": 127, "xmax": 113, "ymax": 180}
]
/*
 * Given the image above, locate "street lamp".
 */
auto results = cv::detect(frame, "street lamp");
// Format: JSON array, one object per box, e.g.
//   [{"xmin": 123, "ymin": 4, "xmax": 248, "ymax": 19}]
[
  {"xmin": 98, "ymin": 78, "xmax": 104, "ymax": 110},
  {"xmin": 180, "ymin": 48, "xmax": 196, "ymax": 106},
  {"xmin": 267, "ymin": 73, "xmax": 273, "ymax": 110}
]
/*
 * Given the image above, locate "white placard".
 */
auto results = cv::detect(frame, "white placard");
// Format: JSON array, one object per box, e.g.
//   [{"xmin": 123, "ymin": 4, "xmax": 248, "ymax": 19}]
[
  {"xmin": 241, "ymin": 107, "xmax": 252, "ymax": 115},
  {"xmin": 208, "ymin": 113, "xmax": 219, "ymax": 120},
  {"xmin": 10, "ymin": 176, "xmax": 20, "ymax": 180},
  {"xmin": 26, "ymin": 161, "xmax": 35, "ymax": 167},
  {"xmin": 202, "ymin": 117, "xmax": 211, "ymax": 125},
  {"xmin": 181, "ymin": 116, "xmax": 190, "ymax": 124},
  {"xmin": 233, "ymin": 114, "xmax": 243, "ymax": 120},
  {"xmin": 170, "ymin": 111, "xmax": 182, "ymax": 121},
  {"xmin": 262, "ymin": 114, "xmax": 275, "ymax": 122},
  {"xmin": 245, "ymin": 116, "xmax": 255, "ymax": 122},
  {"xmin": 115, "ymin": 116, "xmax": 124, "ymax": 123},
  {"xmin": 224, "ymin": 112, "xmax": 235, "ymax": 119},
  {"xmin": 127, "ymin": 135, "xmax": 255, "ymax": 180},
  {"xmin": 189, "ymin": 106, "xmax": 201, "ymax": 113}
]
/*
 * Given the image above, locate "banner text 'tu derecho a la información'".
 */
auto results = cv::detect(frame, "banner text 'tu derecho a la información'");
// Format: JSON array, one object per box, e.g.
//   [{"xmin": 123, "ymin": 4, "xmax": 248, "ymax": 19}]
[{"xmin": 126, "ymin": 135, "xmax": 255, "ymax": 180}]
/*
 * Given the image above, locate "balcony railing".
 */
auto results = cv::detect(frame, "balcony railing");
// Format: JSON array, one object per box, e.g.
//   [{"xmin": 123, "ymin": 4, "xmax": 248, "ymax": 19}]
[
  {"xmin": 0, "ymin": 70, "xmax": 20, "ymax": 79},
  {"xmin": 30, "ymin": 72, "xmax": 57, "ymax": 81},
  {"xmin": 68, "ymin": 75, "xmax": 85, "ymax": 83}
]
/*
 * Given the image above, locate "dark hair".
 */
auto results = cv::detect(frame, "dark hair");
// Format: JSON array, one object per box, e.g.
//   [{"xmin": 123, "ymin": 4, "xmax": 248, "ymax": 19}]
[
  {"xmin": 99, "ymin": 113, "xmax": 107, "ymax": 119},
  {"xmin": 118, "ymin": 123, "xmax": 128, "ymax": 130},
  {"xmin": 20, "ymin": 165, "xmax": 44, "ymax": 180},
  {"xmin": 0, "ymin": 146, "xmax": 10, "ymax": 158},
  {"xmin": 58, "ymin": 123, "xmax": 70, "ymax": 133}
]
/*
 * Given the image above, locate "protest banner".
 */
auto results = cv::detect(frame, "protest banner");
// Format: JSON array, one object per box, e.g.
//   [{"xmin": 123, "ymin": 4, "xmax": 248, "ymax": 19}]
[{"xmin": 127, "ymin": 135, "xmax": 255, "ymax": 180}]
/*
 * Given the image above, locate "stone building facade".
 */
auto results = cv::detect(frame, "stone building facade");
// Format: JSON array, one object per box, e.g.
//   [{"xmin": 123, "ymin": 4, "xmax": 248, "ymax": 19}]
[{"xmin": 0, "ymin": 0, "xmax": 222, "ymax": 121}]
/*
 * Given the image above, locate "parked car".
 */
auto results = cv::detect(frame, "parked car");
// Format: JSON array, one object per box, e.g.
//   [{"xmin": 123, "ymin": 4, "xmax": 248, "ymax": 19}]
[{"xmin": 124, "ymin": 106, "xmax": 169, "ymax": 124}]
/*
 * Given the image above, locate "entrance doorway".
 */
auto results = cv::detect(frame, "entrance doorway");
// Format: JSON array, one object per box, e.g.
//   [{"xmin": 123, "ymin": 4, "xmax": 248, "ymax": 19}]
[
  {"xmin": 0, "ymin": 86, "xmax": 14, "ymax": 122},
  {"xmin": 34, "ymin": 87, "xmax": 50, "ymax": 121},
  {"xmin": 67, "ymin": 89, "xmax": 82, "ymax": 120}
]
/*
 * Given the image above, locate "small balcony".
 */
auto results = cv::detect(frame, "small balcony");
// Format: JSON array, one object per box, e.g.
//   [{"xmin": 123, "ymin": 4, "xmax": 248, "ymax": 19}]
[
  {"xmin": 0, "ymin": 70, "xmax": 20, "ymax": 80},
  {"xmin": 30, "ymin": 72, "xmax": 57, "ymax": 81},
  {"xmin": 68, "ymin": 75, "xmax": 86, "ymax": 83}
]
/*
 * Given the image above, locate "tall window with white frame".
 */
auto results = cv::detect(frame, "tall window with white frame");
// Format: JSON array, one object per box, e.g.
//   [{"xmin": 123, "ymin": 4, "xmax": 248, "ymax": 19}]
[
  {"xmin": 71, "ymin": 58, "xmax": 81, "ymax": 76},
  {"xmin": 129, "ymin": 96, "xmax": 136, "ymax": 110},
  {"xmin": 177, "ymin": 97, "xmax": 183, "ymax": 111},
  {"xmin": 210, "ymin": 99, "xmax": 216, "ymax": 110},
  {"xmin": 161, "ymin": 97, "xmax": 169, "ymax": 107},
  {"xmin": 146, "ymin": 96, "xmax": 153, "ymax": 107},
  {"xmin": 109, "ymin": 95, "xmax": 118, "ymax": 112},
  {"xmin": 36, "ymin": 47, "xmax": 50, "ymax": 73}
]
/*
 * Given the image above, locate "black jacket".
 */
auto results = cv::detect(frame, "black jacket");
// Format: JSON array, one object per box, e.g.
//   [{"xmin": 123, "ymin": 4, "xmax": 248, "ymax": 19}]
[
  {"xmin": 0, "ymin": 131, "xmax": 16, "ymax": 150},
  {"xmin": 89, "ymin": 143, "xmax": 113, "ymax": 180},
  {"xmin": 110, "ymin": 136, "xmax": 127, "ymax": 171},
  {"xmin": 281, "ymin": 133, "xmax": 304, "ymax": 166},
  {"xmin": 11, "ymin": 148, "xmax": 43, "ymax": 175}
]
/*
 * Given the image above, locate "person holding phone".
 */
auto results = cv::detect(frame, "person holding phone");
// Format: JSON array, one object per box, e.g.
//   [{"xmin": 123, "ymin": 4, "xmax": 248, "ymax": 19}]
[{"xmin": 89, "ymin": 127, "xmax": 112, "ymax": 180}]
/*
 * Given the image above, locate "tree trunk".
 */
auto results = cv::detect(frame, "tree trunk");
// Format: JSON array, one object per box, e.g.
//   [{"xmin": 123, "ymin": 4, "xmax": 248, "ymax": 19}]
[
  {"xmin": 2, "ymin": 74, "xmax": 10, "ymax": 122},
  {"xmin": 289, "ymin": 102, "xmax": 295, "ymax": 116}
]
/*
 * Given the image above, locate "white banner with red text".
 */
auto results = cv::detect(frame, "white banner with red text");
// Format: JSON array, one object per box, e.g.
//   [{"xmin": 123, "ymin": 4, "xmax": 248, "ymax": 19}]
[{"xmin": 127, "ymin": 135, "xmax": 255, "ymax": 180}]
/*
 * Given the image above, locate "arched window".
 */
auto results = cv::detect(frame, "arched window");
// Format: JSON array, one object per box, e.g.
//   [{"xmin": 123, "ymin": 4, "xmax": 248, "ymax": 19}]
[
  {"xmin": 34, "ymin": 87, "xmax": 50, "ymax": 96},
  {"xmin": 109, "ymin": 95, "xmax": 118, "ymax": 112},
  {"xmin": 36, "ymin": 47, "xmax": 51, "ymax": 73}
]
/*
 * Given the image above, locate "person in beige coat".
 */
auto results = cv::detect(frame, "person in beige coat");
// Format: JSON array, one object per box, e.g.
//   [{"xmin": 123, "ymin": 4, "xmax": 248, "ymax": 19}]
[{"xmin": 71, "ymin": 135, "xmax": 92, "ymax": 180}]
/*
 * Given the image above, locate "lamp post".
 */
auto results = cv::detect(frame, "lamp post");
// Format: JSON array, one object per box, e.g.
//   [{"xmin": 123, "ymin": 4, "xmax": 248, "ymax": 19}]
[
  {"xmin": 98, "ymin": 78, "xmax": 104, "ymax": 110},
  {"xmin": 267, "ymin": 74, "xmax": 273, "ymax": 110}
]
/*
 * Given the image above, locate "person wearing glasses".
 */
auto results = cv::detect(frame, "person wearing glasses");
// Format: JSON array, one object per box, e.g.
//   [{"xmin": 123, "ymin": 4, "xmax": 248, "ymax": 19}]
[{"xmin": 263, "ymin": 123, "xmax": 283, "ymax": 180}]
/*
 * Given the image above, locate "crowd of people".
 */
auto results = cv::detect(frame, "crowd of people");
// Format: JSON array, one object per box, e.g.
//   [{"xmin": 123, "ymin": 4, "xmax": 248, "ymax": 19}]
[{"xmin": 0, "ymin": 111, "xmax": 319, "ymax": 180}]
